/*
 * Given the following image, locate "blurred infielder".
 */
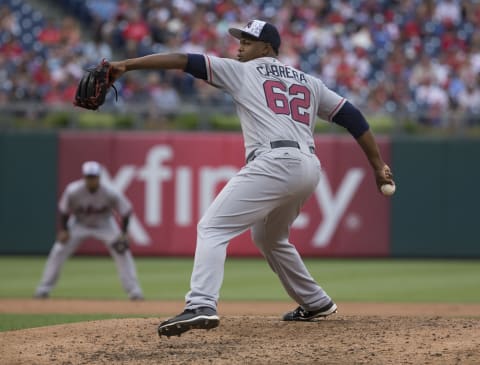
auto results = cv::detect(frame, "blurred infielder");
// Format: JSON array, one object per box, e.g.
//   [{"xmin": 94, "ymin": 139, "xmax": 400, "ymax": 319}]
[
  {"xmin": 108, "ymin": 19, "xmax": 394, "ymax": 336},
  {"xmin": 34, "ymin": 161, "xmax": 144, "ymax": 300}
]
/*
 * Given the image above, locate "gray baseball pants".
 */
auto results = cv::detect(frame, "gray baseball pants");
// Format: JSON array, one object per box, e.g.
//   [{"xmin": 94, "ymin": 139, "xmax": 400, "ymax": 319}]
[
  {"xmin": 35, "ymin": 218, "xmax": 143, "ymax": 299},
  {"xmin": 185, "ymin": 146, "xmax": 333, "ymax": 311}
]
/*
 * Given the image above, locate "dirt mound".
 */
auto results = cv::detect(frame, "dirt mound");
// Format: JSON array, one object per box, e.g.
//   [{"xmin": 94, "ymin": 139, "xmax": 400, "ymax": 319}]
[
  {"xmin": 1, "ymin": 300, "xmax": 479, "ymax": 364},
  {"xmin": 1, "ymin": 316, "xmax": 479, "ymax": 365}
]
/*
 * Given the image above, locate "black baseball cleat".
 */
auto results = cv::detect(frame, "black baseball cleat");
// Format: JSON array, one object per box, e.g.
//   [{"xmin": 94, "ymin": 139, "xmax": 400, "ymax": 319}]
[
  {"xmin": 283, "ymin": 300, "xmax": 338, "ymax": 321},
  {"xmin": 158, "ymin": 307, "xmax": 219, "ymax": 337},
  {"xmin": 33, "ymin": 292, "xmax": 49, "ymax": 299},
  {"xmin": 129, "ymin": 294, "xmax": 145, "ymax": 301}
]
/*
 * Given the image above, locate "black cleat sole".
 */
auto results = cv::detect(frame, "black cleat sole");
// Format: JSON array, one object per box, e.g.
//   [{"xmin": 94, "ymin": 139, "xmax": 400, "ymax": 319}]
[
  {"xmin": 283, "ymin": 301, "xmax": 338, "ymax": 321},
  {"xmin": 158, "ymin": 316, "xmax": 220, "ymax": 337}
]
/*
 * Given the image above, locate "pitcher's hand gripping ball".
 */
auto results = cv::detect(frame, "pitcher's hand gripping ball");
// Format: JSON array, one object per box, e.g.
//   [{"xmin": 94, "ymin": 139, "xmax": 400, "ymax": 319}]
[
  {"xmin": 381, "ymin": 183, "xmax": 396, "ymax": 196},
  {"xmin": 73, "ymin": 60, "xmax": 118, "ymax": 110},
  {"xmin": 379, "ymin": 164, "xmax": 395, "ymax": 196}
]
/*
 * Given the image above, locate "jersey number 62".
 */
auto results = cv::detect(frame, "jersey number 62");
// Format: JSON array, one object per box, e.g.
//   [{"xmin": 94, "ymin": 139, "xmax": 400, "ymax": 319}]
[{"xmin": 263, "ymin": 80, "xmax": 311, "ymax": 125}]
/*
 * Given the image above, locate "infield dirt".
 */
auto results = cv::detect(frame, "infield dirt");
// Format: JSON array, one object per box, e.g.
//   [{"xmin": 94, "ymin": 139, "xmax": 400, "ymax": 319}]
[{"xmin": 1, "ymin": 299, "xmax": 479, "ymax": 364}]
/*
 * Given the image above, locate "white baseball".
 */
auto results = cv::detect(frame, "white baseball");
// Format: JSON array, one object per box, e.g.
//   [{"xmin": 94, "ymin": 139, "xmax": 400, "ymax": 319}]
[{"xmin": 381, "ymin": 183, "xmax": 396, "ymax": 196}]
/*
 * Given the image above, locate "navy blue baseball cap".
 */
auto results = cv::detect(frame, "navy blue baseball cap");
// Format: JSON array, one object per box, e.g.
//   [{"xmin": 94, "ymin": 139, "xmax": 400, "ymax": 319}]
[{"xmin": 229, "ymin": 20, "xmax": 281, "ymax": 54}]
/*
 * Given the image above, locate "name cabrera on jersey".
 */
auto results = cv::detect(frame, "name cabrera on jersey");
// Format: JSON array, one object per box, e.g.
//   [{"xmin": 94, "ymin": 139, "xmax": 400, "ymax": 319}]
[
  {"xmin": 255, "ymin": 62, "xmax": 307, "ymax": 84},
  {"xmin": 59, "ymin": 179, "xmax": 132, "ymax": 227},
  {"xmin": 202, "ymin": 55, "xmax": 345, "ymax": 152}
]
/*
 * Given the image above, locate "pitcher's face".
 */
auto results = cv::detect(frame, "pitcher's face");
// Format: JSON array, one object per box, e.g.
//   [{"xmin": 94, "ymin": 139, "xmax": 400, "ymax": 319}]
[{"xmin": 237, "ymin": 37, "xmax": 272, "ymax": 62}]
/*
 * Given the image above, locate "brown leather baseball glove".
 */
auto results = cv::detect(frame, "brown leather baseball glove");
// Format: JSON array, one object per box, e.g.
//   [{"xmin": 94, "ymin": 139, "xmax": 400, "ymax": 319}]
[{"xmin": 73, "ymin": 59, "xmax": 118, "ymax": 110}]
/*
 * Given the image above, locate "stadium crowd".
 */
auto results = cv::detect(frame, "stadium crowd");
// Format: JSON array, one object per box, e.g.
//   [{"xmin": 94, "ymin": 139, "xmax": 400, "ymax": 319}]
[{"xmin": 1, "ymin": 0, "xmax": 480, "ymax": 128}]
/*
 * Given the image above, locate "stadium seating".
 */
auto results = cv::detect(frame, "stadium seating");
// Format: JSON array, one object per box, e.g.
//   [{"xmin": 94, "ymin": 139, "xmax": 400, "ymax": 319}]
[{"xmin": 1, "ymin": 0, "xmax": 479, "ymax": 130}]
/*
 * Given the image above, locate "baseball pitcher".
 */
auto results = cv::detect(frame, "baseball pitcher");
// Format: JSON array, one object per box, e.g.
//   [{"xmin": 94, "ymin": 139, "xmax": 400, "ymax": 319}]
[
  {"xmin": 104, "ymin": 19, "xmax": 394, "ymax": 336},
  {"xmin": 34, "ymin": 161, "xmax": 144, "ymax": 300}
]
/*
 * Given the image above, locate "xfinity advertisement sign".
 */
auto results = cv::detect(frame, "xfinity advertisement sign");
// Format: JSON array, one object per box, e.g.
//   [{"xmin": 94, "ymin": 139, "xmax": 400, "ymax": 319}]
[{"xmin": 59, "ymin": 132, "xmax": 390, "ymax": 257}]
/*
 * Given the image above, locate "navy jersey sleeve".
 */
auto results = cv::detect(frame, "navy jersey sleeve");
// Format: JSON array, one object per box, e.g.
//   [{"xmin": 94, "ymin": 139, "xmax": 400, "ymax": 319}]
[
  {"xmin": 185, "ymin": 54, "xmax": 208, "ymax": 80},
  {"xmin": 332, "ymin": 101, "xmax": 370, "ymax": 138}
]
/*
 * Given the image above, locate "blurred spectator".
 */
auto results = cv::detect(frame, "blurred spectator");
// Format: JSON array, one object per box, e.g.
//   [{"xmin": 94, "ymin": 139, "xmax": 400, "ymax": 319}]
[
  {"xmin": 351, "ymin": 24, "xmax": 373, "ymax": 50},
  {"xmin": 457, "ymin": 79, "xmax": 480, "ymax": 126},
  {"xmin": 122, "ymin": 10, "xmax": 151, "ymax": 57},
  {"xmin": 37, "ymin": 18, "xmax": 62, "ymax": 46},
  {"xmin": 415, "ymin": 75, "xmax": 449, "ymax": 126},
  {"xmin": 0, "ymin": 5, "xmax": 20, "ymax": 36},
  {"xmin": 83, "ymin": 34, "xmax": 113, "ymax": 64},
  {"xmin": 434, "ymin": 0, "xmax": 461, "ymax": 25},
  {"xmin": 11, "ymin": 57, "xmax": 42, "ymax": 102},
  {"xmin": 32, "ymin": 58, "xmax": 51, "ymax": 96},
  {"xmin": 410, "ymin": 53, "xmax": 443, "ymax": 89},
  {"xmin": 0, "ymin": 33, "xmax": 24, "ymax": 60},
  {"xmin": 60, "ymin": 17, "xmax": 82, "ymax": 48},
  {"xmin": 145, "ymin": 72, "xmax": 180, "ymax": 128},
  {"xmin": 146, "ymin": 1, "xmax": 175, "ymax": 47}
]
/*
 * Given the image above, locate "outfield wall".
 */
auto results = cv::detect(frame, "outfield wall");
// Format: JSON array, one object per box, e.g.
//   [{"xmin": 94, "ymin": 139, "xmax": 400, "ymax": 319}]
[
  {"xmin": 0, "ymin": 131, "xmax": 478, "ymax": 257},
  {"xmin": 0, "ymin": 132, "xmax": 57, "ymax": 254},
  {"xmin": 391, "ymin": 138, "xmax": 479, "ymax": 257}
]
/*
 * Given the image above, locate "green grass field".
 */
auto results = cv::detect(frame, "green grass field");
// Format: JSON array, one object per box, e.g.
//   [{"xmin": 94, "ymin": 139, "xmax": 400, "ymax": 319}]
[
  {"xmin": 1, "ymin": 256, "xmax": 479, "ymax": 331},
  {"xmin": 2, "ymin": 256, "xmax": 480, "ymax": 302}
]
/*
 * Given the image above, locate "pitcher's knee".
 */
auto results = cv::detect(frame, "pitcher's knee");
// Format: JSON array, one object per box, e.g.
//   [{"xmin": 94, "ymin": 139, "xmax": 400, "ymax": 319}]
[
  {"xmin": 252, "ymin": 231, "xmax": 277, "ymax": 252},
  {"xmin": 252, "ymin": 233, "xmax": 292, "ymax": 253},
  {"xmin": 197, "ymin": 218, "xmax": 218, "ymax": 240},
  {"xmin": 52, "ymin": 242, "xmax": 67, "ymax": 254}
]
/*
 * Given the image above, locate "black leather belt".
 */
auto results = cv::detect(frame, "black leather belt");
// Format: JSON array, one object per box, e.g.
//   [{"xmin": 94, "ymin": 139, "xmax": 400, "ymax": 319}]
[{"xmin": 246, "ymin": 140, "xmax": 315, "ymax": 163}]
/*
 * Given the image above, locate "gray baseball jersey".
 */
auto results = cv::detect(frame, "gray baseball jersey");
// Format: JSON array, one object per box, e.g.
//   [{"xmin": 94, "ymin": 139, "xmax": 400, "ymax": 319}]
[
  {"xmin": 35, "ymin": 179, "xmax": 143, "ymax": 299},
  {"xmin": 59, "ymin": 179, "xmax": 132, "ymax": 228},
  {"xmin": 186, "ymin": 56, "xmax": 344, "ymax": 311},
  {"xmin": 204, "ymin": 56, "xmax": 346, "ymax": 156}
]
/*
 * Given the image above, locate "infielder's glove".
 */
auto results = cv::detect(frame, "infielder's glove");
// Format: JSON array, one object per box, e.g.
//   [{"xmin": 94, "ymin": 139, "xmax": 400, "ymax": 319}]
[
  {"xmin": 73, "ymin": 59, "xmax": 118, "ymax": 110},
  {"xmin": 111, "ymin": 235, "xmax": 129, "ymax": 254}
]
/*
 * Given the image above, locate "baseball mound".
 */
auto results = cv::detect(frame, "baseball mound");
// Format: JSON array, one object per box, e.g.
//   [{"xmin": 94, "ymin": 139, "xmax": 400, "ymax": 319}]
[{"xmin": 1, "ymin": 300, "xmax": 480, "ymax": 365}]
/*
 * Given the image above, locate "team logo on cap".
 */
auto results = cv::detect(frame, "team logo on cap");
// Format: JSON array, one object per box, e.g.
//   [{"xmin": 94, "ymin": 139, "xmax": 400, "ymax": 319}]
[{"xmin": 244, "ymin": 20, "xmax": 266, "ymax": 37}]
